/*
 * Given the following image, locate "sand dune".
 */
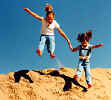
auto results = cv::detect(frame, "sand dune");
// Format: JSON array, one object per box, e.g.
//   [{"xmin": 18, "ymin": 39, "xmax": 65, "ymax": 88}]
[{"xmin": 0, "ymin": 67, "xmax": 111, "ymax": 100}]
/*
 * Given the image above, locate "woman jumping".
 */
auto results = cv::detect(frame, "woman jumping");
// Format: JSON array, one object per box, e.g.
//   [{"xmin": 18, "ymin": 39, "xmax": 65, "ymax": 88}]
[{"xmin": 24, "ymin": 4, "xmax": 72, "ymax": 58}]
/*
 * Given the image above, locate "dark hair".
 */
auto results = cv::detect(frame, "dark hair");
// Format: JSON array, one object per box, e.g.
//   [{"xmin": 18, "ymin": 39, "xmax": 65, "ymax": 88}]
[
  {"xmin": 77, "ymin": 30, "xmax": 92, "ymax": 42},
  {"xmin": 86, "ymin": 30, "xmax": 92, "ymax": 39}
]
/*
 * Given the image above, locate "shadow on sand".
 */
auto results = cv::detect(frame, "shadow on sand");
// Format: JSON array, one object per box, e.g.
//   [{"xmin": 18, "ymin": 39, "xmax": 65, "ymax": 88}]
[
  {"xmin": 13, "ymin": 69, "xmax": 87, "ymax": 92},
  {"xmin": 14, "ymin": 70, "xmax": 33, "ymax": 83},
  {"xmin": 33, "ymin": 70, "xmax": 87, "ymax": 92}
]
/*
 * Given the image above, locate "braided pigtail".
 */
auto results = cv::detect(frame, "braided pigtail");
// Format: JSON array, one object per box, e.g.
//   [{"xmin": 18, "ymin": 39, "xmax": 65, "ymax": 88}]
[{"xmin": 86, "ymin": 30, "xmax": 92, "ymax": 39}]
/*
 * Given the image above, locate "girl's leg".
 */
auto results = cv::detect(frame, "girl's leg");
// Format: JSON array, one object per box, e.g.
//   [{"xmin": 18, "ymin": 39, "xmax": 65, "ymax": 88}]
[
  {"xmin": 84, "ymin": 63, "xmax": 92, "ymax": 87},
  {"xmin": 37, "ymin": 36, "xmax": 46, "ymax": 56},
  {"xmin": 75, "ymin": 61, "xmax": 84, "ymax": 80}
]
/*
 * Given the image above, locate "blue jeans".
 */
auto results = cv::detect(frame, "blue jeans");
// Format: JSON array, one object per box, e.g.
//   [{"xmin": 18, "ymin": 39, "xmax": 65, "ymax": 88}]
[
  {"xmin": 75, "ymin": 60, "xmax": 91, "ymax": 84},
  {"xmin": 38, "ymin": 35, "xmax": 55, "ymax": 54}
]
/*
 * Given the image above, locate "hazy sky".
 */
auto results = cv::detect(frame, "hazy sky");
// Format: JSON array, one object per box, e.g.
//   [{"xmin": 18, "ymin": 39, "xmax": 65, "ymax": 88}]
[{"xmin": 0, "ymin": 0, "xmax": 111, "ymax": 73}]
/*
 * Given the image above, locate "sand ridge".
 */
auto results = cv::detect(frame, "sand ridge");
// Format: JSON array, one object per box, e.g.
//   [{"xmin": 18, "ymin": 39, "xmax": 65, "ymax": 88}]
[{"xmin": 0, "ymin": 67, "xmax": 111, "ymax": 100}]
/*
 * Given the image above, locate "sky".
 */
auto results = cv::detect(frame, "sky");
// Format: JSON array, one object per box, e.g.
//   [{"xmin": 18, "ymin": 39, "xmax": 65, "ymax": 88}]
[{"xmin": 0, "ymin": 0, "xmax": 111, "ymax": 73}]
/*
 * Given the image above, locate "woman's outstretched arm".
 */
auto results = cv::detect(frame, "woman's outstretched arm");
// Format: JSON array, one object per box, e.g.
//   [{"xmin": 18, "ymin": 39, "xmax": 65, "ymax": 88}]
[
  {"xmin": 57, "ymin": 27, "xmax": 72, "ymax": 50},
  {"xmin": 24, "ymin": 8, "xmax": 43, "ymax": 21}
]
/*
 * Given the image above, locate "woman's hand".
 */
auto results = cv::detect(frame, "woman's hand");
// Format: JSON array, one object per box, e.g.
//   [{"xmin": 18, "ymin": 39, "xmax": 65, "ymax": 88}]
[{"xmin": 24, "ymin": 8, "xmax": 30, "ymax": 13}]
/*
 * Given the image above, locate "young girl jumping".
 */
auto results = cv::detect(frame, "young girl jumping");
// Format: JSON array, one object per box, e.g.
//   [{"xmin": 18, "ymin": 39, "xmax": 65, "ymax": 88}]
[
  {"xmin": 70, "ymin": 30, "xmax": 103, "ymax": 88},
  {"xmin": 24, "ymin": 4, "xmax": 72, "ymax": 58}
]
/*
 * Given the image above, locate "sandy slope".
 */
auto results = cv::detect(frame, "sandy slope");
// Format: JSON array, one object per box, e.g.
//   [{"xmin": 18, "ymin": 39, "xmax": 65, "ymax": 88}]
[{"xmin": 0, "ymin": 67, "xmax": 111, "ymax": 100}]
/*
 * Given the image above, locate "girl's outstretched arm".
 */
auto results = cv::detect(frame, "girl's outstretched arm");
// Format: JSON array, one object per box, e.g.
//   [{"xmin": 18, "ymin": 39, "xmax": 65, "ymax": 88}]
[
  {"xmin": 24, "ymin": 8, "xmax": 43, "ymax": 21},
  {"xmin": 57, "ymin": 27, "xmax": 72, "ymax": 50},
  {"xmin": 92, "ymin": 43, "xmax": 103, "ymax": 49}
]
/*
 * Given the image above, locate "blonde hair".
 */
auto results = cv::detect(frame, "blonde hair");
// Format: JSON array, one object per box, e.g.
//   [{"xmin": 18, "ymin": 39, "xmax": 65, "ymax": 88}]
[
  {"xmin": 44, "ymin": 3, "xmax": 55, "ymax": 18},
  {"xmin": 45, "ymin": 3, "xmax": 53, "ymax": 12}
]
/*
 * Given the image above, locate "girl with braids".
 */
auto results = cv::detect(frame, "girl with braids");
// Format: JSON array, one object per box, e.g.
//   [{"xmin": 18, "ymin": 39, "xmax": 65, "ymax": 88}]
[
  {"xmin": 70, "ymin": 30, "xmax": 103, "ymax": 88},
  {"xmin": 24, "ymin": 4, "xmax": 72, "ymax": 58}
]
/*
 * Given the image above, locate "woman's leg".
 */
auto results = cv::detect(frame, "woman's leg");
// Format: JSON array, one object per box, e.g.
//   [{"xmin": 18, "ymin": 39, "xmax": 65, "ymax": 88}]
[
  {"xmin": 37, "ymin": 36, "xmax": 46, "ymax": 56},
  {"xmin": 48, "ymin": 36, "xmax": 55, "ymax": 58}
]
